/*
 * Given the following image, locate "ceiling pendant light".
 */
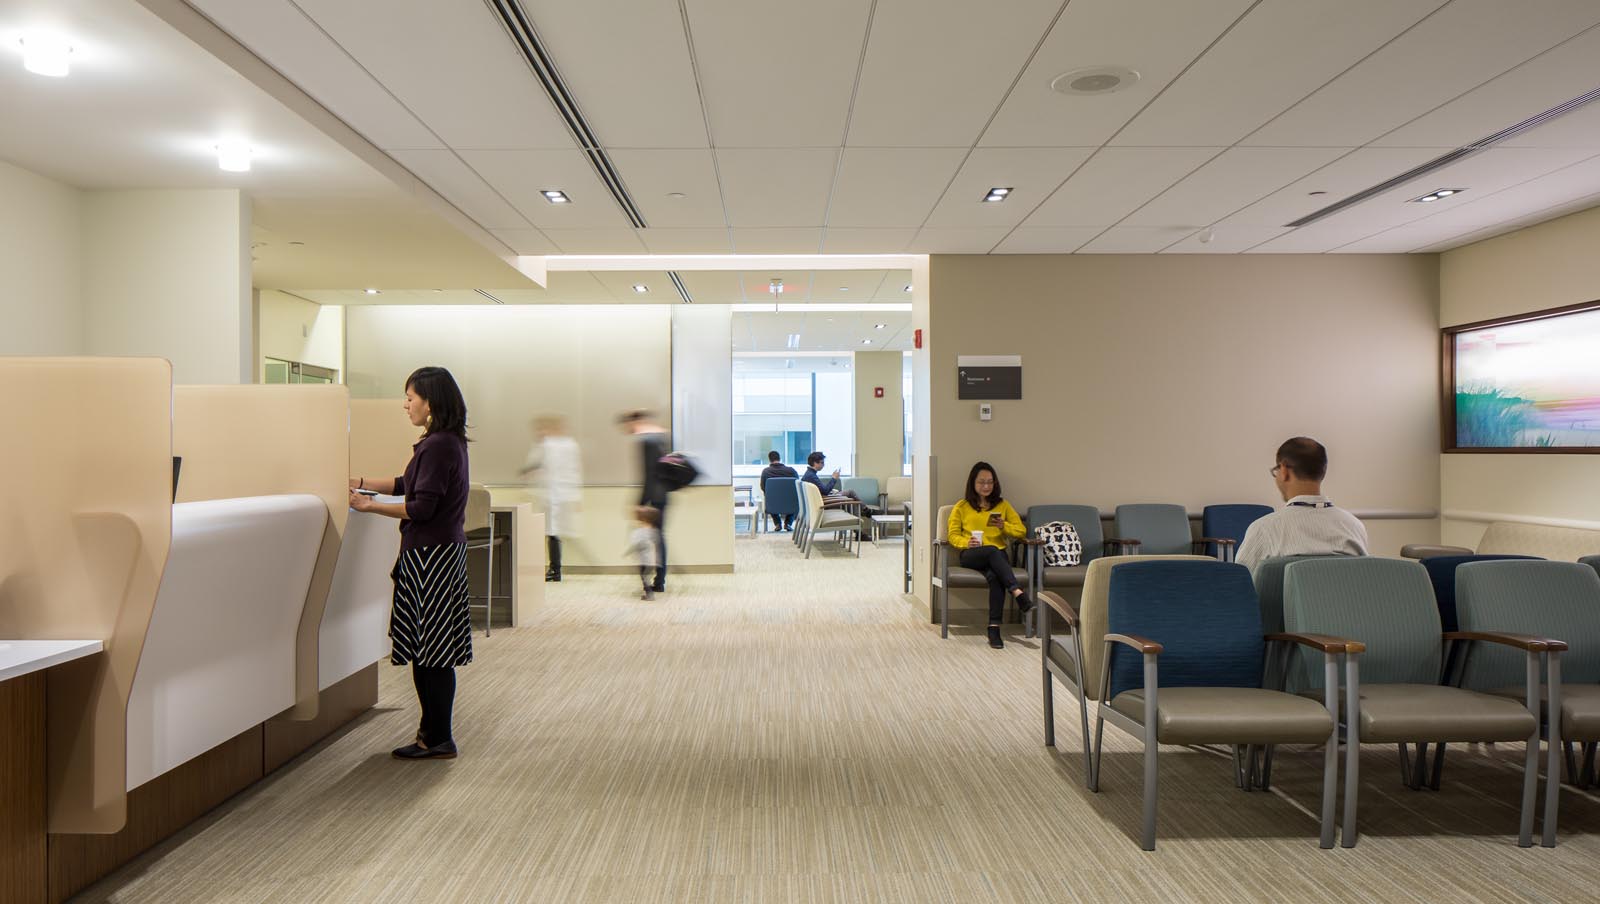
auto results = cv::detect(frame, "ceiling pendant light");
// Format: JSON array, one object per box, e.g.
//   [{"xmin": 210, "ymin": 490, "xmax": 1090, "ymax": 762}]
[
  {"xmin": 216, "ymin": 142, "xmax": 253, "ymax": 173},
  {"xmin": 20, "ymin": 33, "xmax": 72, "ymax": 77}
]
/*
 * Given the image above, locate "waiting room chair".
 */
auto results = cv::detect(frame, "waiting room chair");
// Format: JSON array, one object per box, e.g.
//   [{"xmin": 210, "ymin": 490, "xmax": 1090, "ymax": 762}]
[
  {"xmin": 464, "ymin": 484, "xmax": 505, "ymax": 637},
  {"xmin": 840, "ymin": 477, "xmax": 879, "ymax": 509},
  {"xmin": 763, "ymin": 477, "xmax": 801, "ymax": 537},
  {"xmin": 1456, "ymin": 559, "xmax": 1600, "ymax": 844},
  {"xmin": 882, "ymin": 476, "xmax": 911, "ymax": 516},
  {"xmin": 1420, "ymin": 554, "xmax": 1543, "ymax": 632},
  {"xmin": 1085, "ymin": 560, "xmax": 1353, "ymax": 849},
  {"xmin": 1202, "ymin": 504, "xmax": 1273, "ymax": 562},
  {"xmin": 1282, "ymin": 557, "xmax": 1547, "ymax": 847},
  {"xmin": 1581, "ymin": 554, "xmax": 1600, "ymax": 580},
  {"xmin": 1254, "ymin": 555, "xmax": 1356, "ymax": 635},
  {"xmin": 933, "ymin": 503, "xmax": 1035, "ymax": 639},
  {"xmin": 1112, "ymin": 504, "xmax": 1232, "ymax": 559},
  {"xmin": 1026, "ymin": 504, "xmax": 1105, "ymax": 592},
  {"xmin": 800, "ymin": 481, "xmax": 861, "ymax": 559}
]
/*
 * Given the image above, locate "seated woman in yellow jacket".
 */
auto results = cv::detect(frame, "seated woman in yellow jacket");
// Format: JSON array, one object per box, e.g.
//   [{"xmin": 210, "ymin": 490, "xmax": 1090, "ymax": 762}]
[{"xmin": 948, "ymin": 461, "xmax": 1035, "ymax": 649}]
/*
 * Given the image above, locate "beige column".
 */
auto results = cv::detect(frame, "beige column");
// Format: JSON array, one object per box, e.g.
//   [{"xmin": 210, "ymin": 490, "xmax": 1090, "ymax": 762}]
[{"xmin": 853, "ymin": 350, "xmax": 905, "ymax": 485}]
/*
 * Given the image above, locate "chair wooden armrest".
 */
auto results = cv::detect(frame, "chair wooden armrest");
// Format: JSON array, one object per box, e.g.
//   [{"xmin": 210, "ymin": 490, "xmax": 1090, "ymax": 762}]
[
  {"xmin": 1265, "ymin": 632, "xmax": 1366, "ymax": 654},
  {"xmin": 1105, "ymin": 632, "xmax": 1163, "ymax": 655},
  {"xmin": 1039, "ymin": 591, "xmax": 1077, "ymax": 625},
  {"xmin": 1401, "ymin": 543, "xmax": 1472, "ymax": 559},
  {"xmin": 1197, "ymin": 537, "xmax": 1235, "ymax": 548},
  {"xmin": 1016, "ymin": 537, "xmax": 1046, "ymax": 547},
  {"xmin": 1443, "ymin": 631, "xmax": 1569, "ymax": 653}
]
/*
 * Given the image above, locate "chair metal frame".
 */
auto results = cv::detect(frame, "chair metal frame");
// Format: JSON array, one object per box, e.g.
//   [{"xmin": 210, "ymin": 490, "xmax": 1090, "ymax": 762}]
[{"xmin": 932, "ymin": 503, "xmax": 1037, "ymax": 639}]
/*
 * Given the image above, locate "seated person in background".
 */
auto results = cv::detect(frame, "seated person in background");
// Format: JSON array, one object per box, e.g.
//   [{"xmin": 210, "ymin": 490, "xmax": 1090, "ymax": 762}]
[
  {"xmin": 759, "ymin": 450, "xmax": 799, "ymax": 531},
  {"xmin": 948, "ymin": 461, "xmax": 1034, "ymax": 650},
  {"xmin": 801, "ymin": 452, "xmax": 880, "ymax": 515},
  {"xmin": 1236, "ymin": 436, "xmax": 1369, "ymax": 578}
]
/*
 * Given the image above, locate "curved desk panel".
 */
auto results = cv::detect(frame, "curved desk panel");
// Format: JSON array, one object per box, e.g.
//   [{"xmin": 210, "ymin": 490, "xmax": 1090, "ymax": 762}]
[
  {"xmin": 125, "ymin": 495, "xmax": 326, "ymax": 791},
  {"xmin": 319, "ymin": 507, "xmax": 400, "ymax": 690}
]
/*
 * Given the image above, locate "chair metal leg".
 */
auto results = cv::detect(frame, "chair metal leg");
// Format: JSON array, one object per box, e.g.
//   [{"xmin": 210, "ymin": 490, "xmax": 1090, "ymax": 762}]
[
  {"xmin": 1582, "ymin": 742, "xmax": 1598, "ymax": 788},
  {"xmin": 1317, "ymin": 655, "xmax": 1338, "ymax": 848},
  {"xmin": 1232, "ymin": 745, "xmax": 1246, "ymax": 789},
  {"xmin": 484, "ymin": 517, "xmax": 495, "ymax": 637},
  {"xmin": 1074, "ymin": 642, "xmax": 1093, "ymax": 788},
  {"xmin": 1542, "ymin": 653, "xmax": 1562, "ymax": 848},
  {"xmin": 1140, "ymin": 656, "xmax": 1159, "ymax": 851},
  {"xmin": 1341, "ymin": 656, "xmax": 1360, "ymax": 848},
  {"xmin": 1517, "ymin": 652, "xmax": 1540, "ymax": 848},
  {"xmin": 1090, "ymin": 710, "xmax": 1106, "ymax": 793},
  {"xmin": 1398, "ymin": 743, "xmax": 1412, "ymax": 786},
  {"xmin": 1429, "ymin": 742, "xmax": 1447, "ymax": 791}
]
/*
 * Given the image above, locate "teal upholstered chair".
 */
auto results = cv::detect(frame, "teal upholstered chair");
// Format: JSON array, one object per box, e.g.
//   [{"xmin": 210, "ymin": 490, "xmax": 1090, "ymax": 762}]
[
  {"xmin": 1283, "ymin": 557, "xmax": 1547, "ymax": 847},
  {"xmin": 1253, "ymin": 555, "xmax": 1350, "ymax": 635},
  {"xmin": 840, "ymin": 476, "xmax": 879, "ymax": 509},
  {"xmin": 1457, "ymin": 560, "xmax": 1600, "ymax": 843}
]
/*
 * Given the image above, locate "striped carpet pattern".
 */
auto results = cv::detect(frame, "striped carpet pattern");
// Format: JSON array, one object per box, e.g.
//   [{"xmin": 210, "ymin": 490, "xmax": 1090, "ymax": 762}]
[{"xmin": 77, "ymin": 534, "xmax": 1600, "ymax": 903}]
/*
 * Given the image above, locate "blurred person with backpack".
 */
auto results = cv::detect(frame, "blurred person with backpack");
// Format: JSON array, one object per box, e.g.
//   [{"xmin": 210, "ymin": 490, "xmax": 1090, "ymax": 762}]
[{"xmin": 618, "ymin": 410, "xmax": 672, "ymax": 593}]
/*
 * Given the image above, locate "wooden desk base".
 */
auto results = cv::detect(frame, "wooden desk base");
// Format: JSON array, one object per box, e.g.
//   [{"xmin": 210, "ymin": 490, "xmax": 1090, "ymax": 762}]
[{"xmin": 1, "ymin": 672, "xmax": 46, "ymax": 904}]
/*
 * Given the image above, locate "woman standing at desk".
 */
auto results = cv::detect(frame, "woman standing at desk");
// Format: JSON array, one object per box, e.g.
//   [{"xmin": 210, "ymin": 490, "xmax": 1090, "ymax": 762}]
[{"xmin": 350, "ymin": 366, "xmax": 472, "ymax": 760}]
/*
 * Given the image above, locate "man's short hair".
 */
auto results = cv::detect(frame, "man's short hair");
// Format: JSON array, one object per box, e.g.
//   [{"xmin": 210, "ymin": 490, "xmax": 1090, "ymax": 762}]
[
  {"xmin": 1276, "ymin": 437, "xmax": 1328, "ymax": 481},
  {"xmin": 768, "ymin": 450, "xmax": 781, "ymax": 463},
  {"xmin": 807, "ymin": 451, "xmax": 825, "ymax": 467}
]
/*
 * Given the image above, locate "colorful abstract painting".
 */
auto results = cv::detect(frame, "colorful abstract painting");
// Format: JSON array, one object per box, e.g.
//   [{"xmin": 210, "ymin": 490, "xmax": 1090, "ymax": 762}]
[{"xmin": 1454, "ymin": 307, "xmax": 1600, "ymax": 448}]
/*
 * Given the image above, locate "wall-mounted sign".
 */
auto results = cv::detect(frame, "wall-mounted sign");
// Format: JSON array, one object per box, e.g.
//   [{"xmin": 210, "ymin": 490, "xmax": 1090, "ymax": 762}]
[{"xmin": 957, "ymin": 355, "xmax": 1022, "ymax": 400}]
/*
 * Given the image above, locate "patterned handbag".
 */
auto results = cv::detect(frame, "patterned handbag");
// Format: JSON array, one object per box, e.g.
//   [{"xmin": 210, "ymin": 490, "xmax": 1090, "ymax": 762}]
[{"xmin": 1036, "ymin": 520, "xmax": 1083, "ymax": 567}]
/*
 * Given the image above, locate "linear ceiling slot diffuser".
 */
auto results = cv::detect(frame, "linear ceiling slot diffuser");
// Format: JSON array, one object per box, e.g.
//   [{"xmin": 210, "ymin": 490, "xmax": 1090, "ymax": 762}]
[
  {"xmin": 474, "ymin": 289, "xmax": 505, "ymax": 304},
  {"xmin": 1284, "ymin": 86, "xmax": 1600, "ymax": 228},
  {"xmin": 668, "ymin": 272, "xmax": 693, "ymax": 304},
  {"xmin": 485, "ymin": 0, "xmax": 649, "ymax": 229}
]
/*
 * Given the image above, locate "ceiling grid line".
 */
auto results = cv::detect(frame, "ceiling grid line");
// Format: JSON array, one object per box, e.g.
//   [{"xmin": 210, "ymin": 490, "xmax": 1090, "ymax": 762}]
[
  {"xmin": 672, "ymin": 0, "xmax": 735, "ymax": 253},
  {"xmin": 815, "ymin": 0, "xmax": 881, "ymax": 255}
]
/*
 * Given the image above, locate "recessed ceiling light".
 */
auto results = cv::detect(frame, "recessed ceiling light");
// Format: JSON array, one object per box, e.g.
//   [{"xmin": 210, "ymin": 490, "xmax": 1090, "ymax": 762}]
[
  {"xmin": 874, "ymin": 323, "xmax": 886, "ymax": 330},
  {"xmin": 838, "ymin": 286, "xmax": 849, "ymax": 292},
  {"xmin": 216, "ymin": 142, "xmax": 252, "ymax": 173},
  {"xmin": 363, "ymin": 288, "xmax": 380, "ymax": 295},
  {"xmin": 667, "ymin": 192, "xmax": 687, "ymax": 199},
  {"xmin": 768, "ymin": 278, "xmax": 784, "ymax": 295},
  {"xmin": 1307, "ymin": 190, "xmax": 1328, "ymax": 196},
  {"xmin": 288, "ymin": 240, "xmax": 305, "ymax": 246},
  {"xmin": 861, "ymin": 339, "xmax": 872, "ymax": 345},
  {"xmin": 903, "ymin": 284, "xmax": 912, "ymax": 293},
  {"xmin": 983, "ymin": 187, "xmax": 1012, "ymax": 203},
  {"xmin": 20, "ymin": 34, "xmax": 72, "ymax": 77},
  {"xmin": 1050, "ymin": 65, "xmax": 1140, "ymax": 96},
  {"xmin": 631, "ymin": 284, "xmax": 649, "ymax": 294},
  {"xmin": 1410, "ymin": 188, "xmax": 1465, "ymax": 203},
  {"xmin": 541, "ymin": 190, "xmax": 570, "ymax": 204},
  {"xmin": 785, "ymin": 333, "xmax": 800, "ymax": 349}
]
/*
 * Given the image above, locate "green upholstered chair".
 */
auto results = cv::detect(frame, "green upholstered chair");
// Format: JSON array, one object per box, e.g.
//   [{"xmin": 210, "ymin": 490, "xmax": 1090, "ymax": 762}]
[
  {"xmin": 932, "ymin": 503, "xmax": 1034, "ymax": 639},
  {"xmin": 1283, "ymin": 557, "xmax": 1549, "ymax": 847},
  {"xmin": 1253, "ymin": 555, "xmax": 1351, "ymax": 635},
  {"xmin": 1026, "ymin": 504, "xmax": 1104, "ymax": 592},
  {"xmin": 1457, "ymin": 559, "xmax": 1600, "ymax": 844},
  {"xmin": 840, "ymin": 476, "xmax": 879, "ymax": 508}
]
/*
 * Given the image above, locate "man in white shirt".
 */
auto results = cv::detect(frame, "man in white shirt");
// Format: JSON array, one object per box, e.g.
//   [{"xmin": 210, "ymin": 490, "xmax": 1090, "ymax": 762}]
[
  {"xmin": 520, "ymin": 416, "xmax": 583, "ymax": 582},
  {"xmin": 1235, "ymin": 436, "xmax": 1369, "ymax": 578}
]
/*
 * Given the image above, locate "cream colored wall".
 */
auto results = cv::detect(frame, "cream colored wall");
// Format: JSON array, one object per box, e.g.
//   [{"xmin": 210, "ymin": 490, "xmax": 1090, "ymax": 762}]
[
  {"xmin": 83, "ymin": 190, "xmax": 252, "ymax": 384},
  {"xmin": 853, "ymin": 350, "xmax": 905, "ymax": 486},
  {"xmin": 925, "ymin": 253, "xmax": 1441, "ymax": 611},
  {"xmin": 1439, "ymin": 205, "xmax": 1600, "ymax": 546},
  {"xmin": 489, "ymin": 485, "xmax": 734, "ymax": 570},
  {"xmin": 257, "ymin": 290, "xmax": 344, "ymax": 380},
  {"xmin": 0, "ymin": 160, "xmax": 84, "ymax": 355}
]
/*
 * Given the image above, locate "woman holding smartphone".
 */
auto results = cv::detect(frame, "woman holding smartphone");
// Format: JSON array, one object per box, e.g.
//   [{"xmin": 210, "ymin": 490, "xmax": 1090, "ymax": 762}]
[
  {"xmin": 350, "ymin": 366, "xmax": 472, "ymax": 759},
  {"xmin": 947, "ymin": 461, "xmax": 1033, "ymax": 649}
]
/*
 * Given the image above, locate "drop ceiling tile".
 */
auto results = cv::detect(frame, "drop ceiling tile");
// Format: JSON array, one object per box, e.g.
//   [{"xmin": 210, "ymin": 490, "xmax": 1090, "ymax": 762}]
[
  {"xmin": 541, "ymin": 228, "xmax": 647, "ymax": 253},
  {"xmin": 638, "ymin": 228, "xmax": 734, "ymax": 253},
  {"xmin": 1077, "ymin": 226, "xmax": 1194, "ymax": 253},
  {"xmin": 390, "ymin": 149, "xmax": 530, "ymax": 229},
  {"xmin": 1500, "ymin": 101, "xmax": 1600, "ymax": 149},
  {"xmin": 1216, "ymin": 147, "xmax": 1444, "ymax": 228},
  {"xmin": 678, "ymin": 271, "xmax": 746, "ymax": 303},
  {"xmin": 846, "ymin": 0, "xmax": 1065, "ymax": 147},
  {"xmin": 1023, "ymin": 148, "xmax": 1220, "ymax": 227},
  {"xmin": 908, "ymin": 227, "xmax": 1011, "ymax": 253},
  {"xmin": 607, "ymin": 149, "xmax": 726, "ymax": 228},
  {"xmin": 813, "ymin": 270, "xmax": 891, "ymax": 298},
  {"xmin": 991, "ymin": 227, "xmax": 1103, "ymax": 253},
  {"xmin": 874, "ymin": 271, "xmax": 916, "ymax": 299},
  {"xmin": 821, "ymin": 228, "xmax": 917, "ymax": 253},
  {"xmin": 826, "ymin": 148, "xmax": 967, "ymax": 228},
  {"xmin": 716, "ymin": 149, "xmax": 840, "ymax": 227},
  {"xmin": 1417, "ymin": 188, "xmax": 1600, "ymax": 251},
  {"xmin": 732, "ymin": 229, "xmax": 825, "ymax": 253},
  {"xmin": 684, "ymin": 0, "xmax": 872, "ymax": 147},
  {"xmin": 521, "ymin": 271, "xmax": 618, "ymax": 302},
  {"xmin": 461, "ymin": 149, "xmax": 631, "ymax": 228},
  {"xmin": 190, "ymin": 0, "xmax": 444, "ymax": 150},
  {"xmin": 983, "ymin": 0, "xmax": 1255, "ymax": 147},
  {"xmin": 1247, "ymin": 0, "xmax": 1600, "ymax": 147},
  {"xmin": 923, "ymin": 148, "xmax": 1095, "ymax": 229},
  {"xmin": 1164, "ymin": 226, "xmax": 1291, "ymax": 253},
  {"xmin": 1123, "ymin": 147, "xmax": 1347, "ymax": 227},
  {"xmin": 291, "ymin": 0, "xmax": 575, "ymax": 149},
  {"xmin": 1375, "ymin": 25, "xmax": 1600, "ymax": 149},
  {"xmin": 490, "ymin": 228, "xmax": 560, "ymax": 255},
  {"xmin": 1113, "ymin": 0, "xmax": 1441, "ymax": 147},
  {"xmin": 517, "ymin": 0, "xmax": 708, "ymax": 148}
]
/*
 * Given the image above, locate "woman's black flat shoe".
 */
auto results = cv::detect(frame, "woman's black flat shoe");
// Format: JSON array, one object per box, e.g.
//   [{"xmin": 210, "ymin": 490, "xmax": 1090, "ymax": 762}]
[
  {"xmin": 393, "ymin": 740, "xmax": 458, "ymax": 760},
  {"xmin": 987, "ymin": 626, "xmax": 1003, "ymax": 649}
]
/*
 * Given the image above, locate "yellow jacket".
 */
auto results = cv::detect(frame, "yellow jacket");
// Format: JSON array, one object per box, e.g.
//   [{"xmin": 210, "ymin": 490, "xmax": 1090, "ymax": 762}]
[{"xmin": 948, "ymin": 499, "xmax": 1025, "ymax": 549}]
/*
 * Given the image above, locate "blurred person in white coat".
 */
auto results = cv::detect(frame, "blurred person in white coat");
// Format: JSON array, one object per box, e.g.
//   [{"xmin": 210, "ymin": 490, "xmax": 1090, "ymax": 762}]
[{"xmin": 520, "ymin": 415, "xmax": 582, "ymax": 582}]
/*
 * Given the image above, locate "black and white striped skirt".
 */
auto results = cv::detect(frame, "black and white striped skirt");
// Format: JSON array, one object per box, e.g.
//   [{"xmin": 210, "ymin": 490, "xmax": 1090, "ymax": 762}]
[{"xmin": 390, "ymin": 543, "xmax": 473, "ymax": 667}]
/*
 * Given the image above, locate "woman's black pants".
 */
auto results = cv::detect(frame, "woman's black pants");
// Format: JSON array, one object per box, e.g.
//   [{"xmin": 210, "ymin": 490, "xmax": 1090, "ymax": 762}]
[
  {"xmin": 412, "ymin": 664, "xmax": 456, "ymax": 746},
  {"xmin": 959, "ymin": 545, "xmax": 1019, "ymax": 624}
]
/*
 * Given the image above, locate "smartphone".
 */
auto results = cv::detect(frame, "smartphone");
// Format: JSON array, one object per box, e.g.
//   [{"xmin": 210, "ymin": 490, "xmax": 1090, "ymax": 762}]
[{"xmin": 354, "ymin": 489, "xmax": 379, "ymax": 497}]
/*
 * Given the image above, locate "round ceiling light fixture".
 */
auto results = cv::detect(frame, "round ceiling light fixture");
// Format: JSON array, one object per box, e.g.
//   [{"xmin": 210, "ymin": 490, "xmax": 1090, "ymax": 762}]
[{"xmin": 1050, "ymin": 65, "xmax": 1140, "ymax": 96}]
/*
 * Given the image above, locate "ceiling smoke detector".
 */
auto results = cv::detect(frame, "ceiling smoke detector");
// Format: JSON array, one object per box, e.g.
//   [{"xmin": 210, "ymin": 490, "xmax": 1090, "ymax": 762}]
[{"xmin": 1051, "ymin": 65, "xmax": 1140, "ymax": 96}]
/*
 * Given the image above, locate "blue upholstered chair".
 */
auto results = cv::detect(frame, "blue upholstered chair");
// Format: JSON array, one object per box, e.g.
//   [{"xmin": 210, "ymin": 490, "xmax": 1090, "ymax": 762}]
[
  {"xmin": 1283, "ymin": 557, "xmax": 1545, "ymax": 847},
  {"xmin": 1202, "ymin": 504, "xmax": 1273, "ymax": 562},
  {"xmin": 1085, "ymin": 560, "xmax": 1349, "ymax": 849},
  {"xmin": 1026, "ymin": 504, "xmax": 1104, "ymax": 591},
  {"xmin": 763, "ymin": 478, "xmax": 801, "ymax": 537},
  {"xmin": 1456, "ymin": 560, "xmax": 1600, "ymax": 843},
  {"xmin": 1112, "ymin": 504, "xmax": 1231, "ymax": 559},
  {"xmin": 1421, "ymin": 554, "xmax": 1543, "ymax": 632}
]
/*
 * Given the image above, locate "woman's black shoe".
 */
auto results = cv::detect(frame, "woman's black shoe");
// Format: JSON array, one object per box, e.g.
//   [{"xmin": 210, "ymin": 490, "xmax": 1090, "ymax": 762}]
[
  {"xmin": 393, "ymin": 740, "xmax": 458, "ymax": 760},
  {"xmin": 545, "ymin": 571, "xmax": 561, "ymax": 582},
  {"xmin": 987, "ymin": 625, "xmax": 1003, "ymax": 649},
  {"xmin": 1017, "ymin": 593, "xmax": 1038, "ymax": 638}
]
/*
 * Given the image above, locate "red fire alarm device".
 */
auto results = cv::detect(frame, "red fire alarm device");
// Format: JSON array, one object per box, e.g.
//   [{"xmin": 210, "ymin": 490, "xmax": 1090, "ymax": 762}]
[
  {"xmin": 913, "ymin": 328, "xmax": 922, "ymax": 349},
  {"xmin": 874, "ymin": 387, "xmax": 884, "ymax": 398}
]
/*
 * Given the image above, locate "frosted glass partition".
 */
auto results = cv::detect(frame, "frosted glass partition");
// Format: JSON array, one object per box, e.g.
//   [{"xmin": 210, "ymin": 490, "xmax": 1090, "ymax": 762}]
[
  {"xmin": 346, "ymin": 305, "xmax": 672, "ymax": 484},
  {"xmin": 672, "ymin": 305, "xmax": 732, "ymax": 485}
]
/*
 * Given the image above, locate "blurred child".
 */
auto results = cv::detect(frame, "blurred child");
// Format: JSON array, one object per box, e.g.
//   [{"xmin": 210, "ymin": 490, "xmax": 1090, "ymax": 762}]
[{"xmin": 623, "ymin": 506, "xmax": 662, "ymax": 600}]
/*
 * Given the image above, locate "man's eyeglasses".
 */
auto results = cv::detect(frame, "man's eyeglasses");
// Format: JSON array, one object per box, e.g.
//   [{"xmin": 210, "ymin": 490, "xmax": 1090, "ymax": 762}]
[{"xmin": 1270, "ymin": 464, "xmax": 1281, "ymax": 477}]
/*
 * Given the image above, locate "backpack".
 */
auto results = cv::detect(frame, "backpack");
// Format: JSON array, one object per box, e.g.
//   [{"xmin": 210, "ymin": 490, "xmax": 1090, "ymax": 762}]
[
  {"xmin": 656, "ymin": 452, "xmax": 700, "ymax": 492},
  {"xmin": 1036, "ymin": 520, "xmax": 1082, "ymax": 567}
]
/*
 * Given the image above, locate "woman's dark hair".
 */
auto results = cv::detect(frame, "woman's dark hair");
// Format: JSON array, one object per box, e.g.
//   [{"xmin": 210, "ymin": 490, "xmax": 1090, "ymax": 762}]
[
  {"xmin": 964, "ymin": 461, "xmax": 1002, "ymax": 510},
  {"xmin": 617, "ymin": 409, "xmax": 651, "ymax": 425},
  {"xmin": 405, "ymin": 366, "xmax": 469, "ymax": 440}
]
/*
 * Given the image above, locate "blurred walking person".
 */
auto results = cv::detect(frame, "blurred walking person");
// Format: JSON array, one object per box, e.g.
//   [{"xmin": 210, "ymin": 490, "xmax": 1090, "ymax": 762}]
[
  {"xmin": 520, "ymin": 415, "xmax": 582, "ymax": 582},
  {"xmin": 618, "ymin": 410, "xmax": 670, "ymax": 593}
]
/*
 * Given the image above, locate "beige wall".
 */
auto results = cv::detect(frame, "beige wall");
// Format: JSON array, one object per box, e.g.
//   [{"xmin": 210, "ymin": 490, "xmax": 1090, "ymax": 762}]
[
  {"xmin": 490, "ymin": 485, "xmax": 734, "ymax": 570},
  {"xmin": 84, "ymin": 190, "xmax": 252, "ymax": 384},
  {"xmin": 1439, "ymin": 205, "xmax": 1600, "ymax": 546},
  {"xmin": 257, "ymin": 290, "xmax": 344, "ymax": 381},
  {"xmin": 853, "ymin": 350, "xmax": 905, "ymax": 486},
  {"xmin": 925, "ymin": 254, "xmax": 1441, "ymax": 603},
  {"xmin": 0, "ymin": 160, "xmax": 84, "ymax": 355}
]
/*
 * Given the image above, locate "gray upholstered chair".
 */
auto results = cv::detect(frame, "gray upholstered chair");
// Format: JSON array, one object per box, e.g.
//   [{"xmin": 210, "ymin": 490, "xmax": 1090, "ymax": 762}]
[
  {"xmin": 933, "ymin": 503, "xmax": 1034, "ymax": 639},
  {"xmin": 1456, "ymin": 559, "xmax": 1599, "ymax": 844},
  {"xmin": 1283, "ymin": 557, "xmax": 1549, "ymax": 847},
  {"xmin": 1025, "ymin": 504, "xmax": 1104, "ymax": 592},
  {"xmin": 1254, "ymin": 554, "xmax": 1353, "ymax": 635},
  {"xmin": 1112, "ymin": 504, "xmax": 1230, "ymax": 559},
  {"xmin": 1581, "ymin": 554, "xmax": 1600, "ymax": 580}
]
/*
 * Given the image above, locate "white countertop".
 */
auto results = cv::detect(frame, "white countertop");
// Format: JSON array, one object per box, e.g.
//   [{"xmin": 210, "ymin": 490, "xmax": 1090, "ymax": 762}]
[{"xmin": 0, "ymin": 639, "xmax": 103, "ymax": 683}]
